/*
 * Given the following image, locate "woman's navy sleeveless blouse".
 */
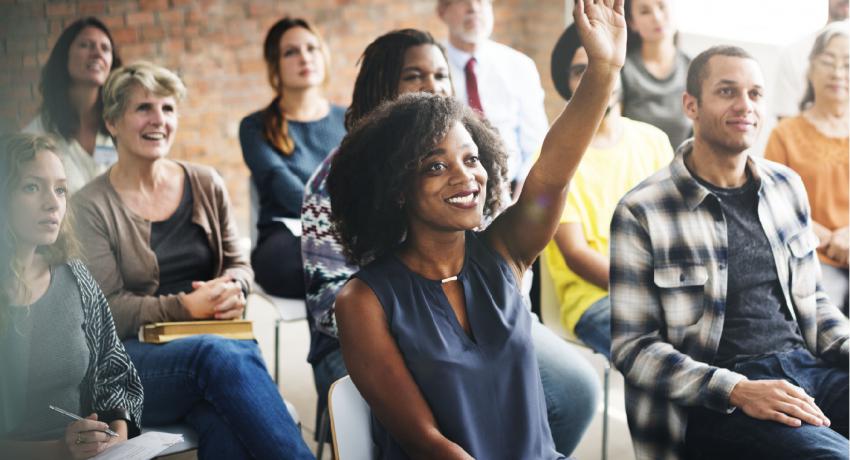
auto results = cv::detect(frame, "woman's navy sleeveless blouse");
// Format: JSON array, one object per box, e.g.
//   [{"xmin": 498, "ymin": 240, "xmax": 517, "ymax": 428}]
[{"xmin": 353, "ymin": 231, "xmax": 564, "ymax": 460}]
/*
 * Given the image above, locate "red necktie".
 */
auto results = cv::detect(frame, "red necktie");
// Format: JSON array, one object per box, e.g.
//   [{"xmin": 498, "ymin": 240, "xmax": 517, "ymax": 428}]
[{"xmin": 464, "ymin": 57, "xmax": 484, "ymax": 115}]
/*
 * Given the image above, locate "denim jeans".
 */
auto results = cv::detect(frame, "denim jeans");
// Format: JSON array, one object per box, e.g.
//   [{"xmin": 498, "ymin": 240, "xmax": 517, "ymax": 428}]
[
  {"xmin": 124, "ymin": 336, "xmax": 314, "ymax": 460},
  {"xmin": 573, "ymin": 295, "xmax": 611, "ymax": 359},
  {"xmin": 685, "ymin": 348, "xmax": 849, "ymax": 459},
  {"xmin": 311, "ymin": 317, "xmax": 599, "ymax": 456}
]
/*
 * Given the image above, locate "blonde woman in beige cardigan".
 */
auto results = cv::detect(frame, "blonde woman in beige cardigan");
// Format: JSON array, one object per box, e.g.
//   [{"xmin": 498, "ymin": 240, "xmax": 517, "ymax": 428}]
[{"xmin": 72, "ymin": 62, "xmax": 313, "ymax": 460}]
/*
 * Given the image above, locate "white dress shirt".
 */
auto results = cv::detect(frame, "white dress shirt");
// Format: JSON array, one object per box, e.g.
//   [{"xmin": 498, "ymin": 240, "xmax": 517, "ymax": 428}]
[{"xmin": 446, "ymin": 39, "xmax": 549, "ymax": 183}]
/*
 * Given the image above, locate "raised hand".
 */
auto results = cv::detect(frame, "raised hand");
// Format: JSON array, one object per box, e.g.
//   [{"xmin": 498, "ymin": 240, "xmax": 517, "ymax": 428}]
[{"xmin": 573, "ymin": 0, "xmax": 627, "ymax": 70}]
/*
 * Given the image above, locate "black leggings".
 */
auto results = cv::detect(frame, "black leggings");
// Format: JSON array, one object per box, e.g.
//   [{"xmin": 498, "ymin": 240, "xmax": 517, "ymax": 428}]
[{"xmin": 252, "ymin": 225, "xmax": 305, "ymax": 298}]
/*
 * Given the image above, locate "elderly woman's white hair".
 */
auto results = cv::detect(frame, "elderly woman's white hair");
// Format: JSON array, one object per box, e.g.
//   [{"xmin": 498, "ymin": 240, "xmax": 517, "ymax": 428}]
[{"xmin": 102, "ymin": 61, "xmax": 187, "ymax": 123}]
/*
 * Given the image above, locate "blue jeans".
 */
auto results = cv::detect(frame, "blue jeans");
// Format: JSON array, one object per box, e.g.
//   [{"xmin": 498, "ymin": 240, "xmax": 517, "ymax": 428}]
[
  {"xmin": 311, "ymin": 318, "xmax": 599, "ymax": 456},
  {"xmin": 124, "ymin": 336, "xmax": 314, "ymax": 460},
  {"xmin": 573, "ymin": 295, "xmax": 611, "ymax": 359},
  {"xmin": 685, "ymin": 348, "xmax": 849, "ymax": 459}
]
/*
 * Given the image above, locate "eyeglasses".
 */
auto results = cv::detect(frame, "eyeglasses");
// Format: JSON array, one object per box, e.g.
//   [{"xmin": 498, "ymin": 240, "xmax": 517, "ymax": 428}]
[{"xmin": 814, "ymin": 56, "xmax": 850, "ymax": 73}]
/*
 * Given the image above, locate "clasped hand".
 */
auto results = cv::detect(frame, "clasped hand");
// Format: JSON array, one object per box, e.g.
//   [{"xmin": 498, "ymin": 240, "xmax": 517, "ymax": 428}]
[{"xmin": 183, "ymin": 274, "xmax": 246, "ymax": 320}]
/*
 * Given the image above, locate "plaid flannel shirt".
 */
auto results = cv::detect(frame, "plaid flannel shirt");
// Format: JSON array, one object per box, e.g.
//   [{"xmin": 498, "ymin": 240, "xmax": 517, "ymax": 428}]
[{"xmin": 610, "ymin": 141, "xmax": 850, "ymax": 460}]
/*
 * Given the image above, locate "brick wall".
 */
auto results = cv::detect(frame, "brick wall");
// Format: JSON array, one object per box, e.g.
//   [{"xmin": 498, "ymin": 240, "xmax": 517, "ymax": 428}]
[{"xmin": 0, "ymin": 0, "xmax": 568, "ymax": 233}]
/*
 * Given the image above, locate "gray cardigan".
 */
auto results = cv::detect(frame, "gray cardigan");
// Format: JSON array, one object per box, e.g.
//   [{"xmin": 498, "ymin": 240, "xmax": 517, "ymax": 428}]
[{"xmin": 72, "ymin": 161, "xmax": 253, "ymax": 340}]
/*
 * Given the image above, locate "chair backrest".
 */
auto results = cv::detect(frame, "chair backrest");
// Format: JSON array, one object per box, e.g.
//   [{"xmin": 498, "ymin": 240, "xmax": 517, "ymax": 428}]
[
  {"xmin": 329, "ymin": 375, "xmax": 374, "ymax": 460},
  {"xmin": 539, "ymin": 252, "xmax": 570, "ymax": 340}
]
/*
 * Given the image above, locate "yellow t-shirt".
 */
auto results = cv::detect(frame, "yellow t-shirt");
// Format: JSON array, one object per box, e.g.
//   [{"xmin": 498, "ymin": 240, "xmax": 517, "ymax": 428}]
[{"xmin": 544, "ymin": 118, "xmax": 674, "ymax": 333}]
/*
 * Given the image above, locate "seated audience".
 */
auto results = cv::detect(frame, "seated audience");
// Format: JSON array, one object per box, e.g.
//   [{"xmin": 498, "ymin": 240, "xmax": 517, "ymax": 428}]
[
  {"xmin": 772, "ymin": 0, "xmax": 848, "ymax": 120},
  {"xmin": 327, "ymin": 2, "xmax": 625, "ymax": 457},
  {"xmin": 765, "ymin": 22, "xmax": 849, "ymax": 314},
  {"xmin": 303, "ymin": 28, "xmax": 599, "ymax": 455},
  {"xmin": 72, "ymin": 62, "xmax": 313, "ymax": 460},
  {"xmin": 611, "ymin": 46, "xmax": 849, "ymax": 459},
  {"xmin": 545, "ymin": 23, "xmax": 673, "ymax": 358},
  {"xmin": 621, "ymin": 0, "xmax": 692, "ymax": 149},
  {"xmin": 239, "ymin": 17, "xmax": 345, "ymax": 298},
  {"xmin": 24, "ymin": 17, "xmax": 121, "ymax": 194},
  {"xmin": 0, "ymin": 133, "xmax": 143, "ymax": 459}
]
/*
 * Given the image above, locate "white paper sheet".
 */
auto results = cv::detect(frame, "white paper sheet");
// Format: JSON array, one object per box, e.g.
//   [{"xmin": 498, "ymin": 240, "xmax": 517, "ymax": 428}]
[
  {"xmin": 92, "ymin": 431, "xmax": 184, "ymax": 460},
  {"xmin": 272, "ymin": 217, "xmax": 302, "ymax": 237}
]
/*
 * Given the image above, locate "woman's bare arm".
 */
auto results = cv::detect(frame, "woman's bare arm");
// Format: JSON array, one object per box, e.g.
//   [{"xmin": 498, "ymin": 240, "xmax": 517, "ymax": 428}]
[{"xmin": 487, "ymin": 0, "xmax": 626, "ymax": 275}]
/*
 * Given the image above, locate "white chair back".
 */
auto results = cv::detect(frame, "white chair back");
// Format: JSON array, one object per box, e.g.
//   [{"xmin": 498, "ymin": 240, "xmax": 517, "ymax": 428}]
[{"xmin": 329, "ymin": 376, "xmax": 374, "ymax": 460}]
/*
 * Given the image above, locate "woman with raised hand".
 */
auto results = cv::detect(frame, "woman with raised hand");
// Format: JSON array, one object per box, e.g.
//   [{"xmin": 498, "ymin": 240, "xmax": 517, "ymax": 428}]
[
  {"xmin": 765, "ymin": 22, "xmax": 849, "ymax": 313},
  {"xmin": 0, "ymin": 133, "xmax": 143, "ymax": 459},
  {"xmin": 72, "ymin": 62, "xmax": 313, "ymax": 460},
  {"xmin": 240, "ymin": 17, "xmax": 345, "ymax": 299},
  {"xmin": 327, "ymin": 1, "xmax": 626, "ymax": 458},
  {"xmin": 24, "ymin": 17, "xmax": 122, "ymax": 194},
  {"xmin": 621, "ymin": 0, "xmax": 691, "ymax": 149},
  {"xmin": 303, "ymin": 28, "xmax": 601, "ymax": 456}
]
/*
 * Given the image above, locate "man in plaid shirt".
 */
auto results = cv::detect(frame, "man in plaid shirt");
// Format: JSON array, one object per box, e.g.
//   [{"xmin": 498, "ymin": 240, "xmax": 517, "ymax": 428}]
[{"xmin": 610, "ymin": 45, "xmax": 849, "ymax": 460}]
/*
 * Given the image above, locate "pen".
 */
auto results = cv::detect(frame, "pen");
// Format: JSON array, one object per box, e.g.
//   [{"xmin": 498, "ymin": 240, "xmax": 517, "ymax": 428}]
[{"xmin": 48, "ymin": 405, "xmax": 119, "ymax": 437}]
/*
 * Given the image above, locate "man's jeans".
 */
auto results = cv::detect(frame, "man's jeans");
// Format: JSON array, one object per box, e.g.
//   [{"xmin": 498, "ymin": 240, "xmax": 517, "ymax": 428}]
[
  {"xmin": 313, "ymin": 317, "xmax": 600, "ymax": 456},
  {"xmin": 124, "ymin": 336, "xmax": 314, "ymax": 460},
  {"xmin": 573, "ymin": 295, "xmax": 612, "ymax": 359},
  {"xmin": 685, "ymin": 347, "xmax": 849, "ymax": 459}
]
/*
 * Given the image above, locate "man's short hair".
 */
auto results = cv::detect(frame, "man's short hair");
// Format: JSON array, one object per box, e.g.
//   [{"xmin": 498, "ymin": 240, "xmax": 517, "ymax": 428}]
[{"xmin": 686, "ymin": 45, "xmax": 756, "ymax": 101}]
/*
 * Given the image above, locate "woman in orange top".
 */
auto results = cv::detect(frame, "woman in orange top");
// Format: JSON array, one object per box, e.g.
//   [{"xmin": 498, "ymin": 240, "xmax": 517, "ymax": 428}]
[{"xmin": 765, "ymin": 22, "xmax": 849, "ymax": 313}]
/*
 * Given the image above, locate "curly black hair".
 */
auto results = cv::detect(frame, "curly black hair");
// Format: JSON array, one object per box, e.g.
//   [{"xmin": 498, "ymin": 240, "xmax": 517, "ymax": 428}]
[{"xmin": 327, "ymin": 93, "xmax": 508, "ymax": 266}]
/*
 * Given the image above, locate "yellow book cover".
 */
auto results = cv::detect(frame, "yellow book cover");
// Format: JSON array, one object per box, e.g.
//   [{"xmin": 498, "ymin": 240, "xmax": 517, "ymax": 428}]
[{"xmin": 139, "ymin": 320, "xmax": 255, "ymax": 344}]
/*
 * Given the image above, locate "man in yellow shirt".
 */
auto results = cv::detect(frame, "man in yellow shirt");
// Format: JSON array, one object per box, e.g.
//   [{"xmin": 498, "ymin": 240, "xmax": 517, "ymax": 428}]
[{"xmin": 545, "ymin": 23, "xmax": 674, "ymax": 357}]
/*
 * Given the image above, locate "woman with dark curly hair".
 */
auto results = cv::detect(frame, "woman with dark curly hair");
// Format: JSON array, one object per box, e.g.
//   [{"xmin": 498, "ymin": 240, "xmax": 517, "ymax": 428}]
[
  {"xmin": 327, "ymin": 1, "xmax": 626, "ymax": 457},
  {"xmin": 24, "ymin": 17, "xmax": 122, "ymax": 194},
  {"xmin": 301, "ymin": 27, "xmax": 454, "ymax": 444}
]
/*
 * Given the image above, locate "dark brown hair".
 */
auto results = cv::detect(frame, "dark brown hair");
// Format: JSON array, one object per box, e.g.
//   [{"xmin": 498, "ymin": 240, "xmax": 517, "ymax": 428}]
[
  {"xmin": 39, "ymin": 17, "xmax": 122, "ymax": 140},
  {"xmin": 261, "ymin": 17, "xmax": 330, "ymax": 155},
  {"xmin": 686, "ymin": 45, "xmax": 755, "ymax": 101}
]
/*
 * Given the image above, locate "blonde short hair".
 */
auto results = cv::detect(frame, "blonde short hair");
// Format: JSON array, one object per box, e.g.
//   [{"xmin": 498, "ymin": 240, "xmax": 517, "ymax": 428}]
[{"xmin": 102, "ymin": 61, "xmax": 187, "ymax": 123}]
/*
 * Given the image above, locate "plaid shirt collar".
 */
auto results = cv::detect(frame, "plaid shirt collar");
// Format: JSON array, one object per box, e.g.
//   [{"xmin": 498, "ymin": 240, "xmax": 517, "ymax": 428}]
[{"xmin": 671, "ymin": 139, "xmax": 773, "ymax": 212}]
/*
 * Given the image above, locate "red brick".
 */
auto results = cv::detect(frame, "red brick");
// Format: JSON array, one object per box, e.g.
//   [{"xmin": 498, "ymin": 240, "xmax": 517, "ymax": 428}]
[
  {"xmin": 158, "ymin": 9, "xmax": 185, "ymax": 25},
  {"xmin": 121, "ymin": 43, "xmax": 157, "ymax": 59},
  {"xmin": 140, "ymin": 0, "xmax": 169, "ymax": 11},
  {"xmin": 111, "ymin": 26, "xmax": 138, "ymax": 45},
  {"xmin": 126, "ymin": 11, "xmax": 156, "ymax": 27},
  {"xmin": 107, "ymin": 2, "xmax": 140, "ymax": 14},
  {"xmin": 78, "ymin": 0, "xmax": 107, "ymax": 15},
  {"xmin": 100, "ymin": 15, "xmax": 127, "ymax": 29},
  {"xmin": 45, "ymin": 2, "xmax": 75, "ymax": 16},
  {"xmin": 141, "ymin": 25, "xmax": 167, "ymax": 41}
]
